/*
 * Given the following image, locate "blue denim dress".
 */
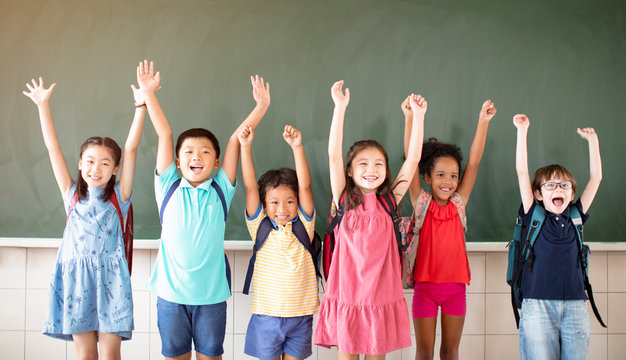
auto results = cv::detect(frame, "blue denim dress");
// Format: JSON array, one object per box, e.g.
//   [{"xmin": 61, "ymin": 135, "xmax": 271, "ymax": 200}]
[{"xmin": 43, "ymin": 183, "xmax": 133, "ymax": 340}]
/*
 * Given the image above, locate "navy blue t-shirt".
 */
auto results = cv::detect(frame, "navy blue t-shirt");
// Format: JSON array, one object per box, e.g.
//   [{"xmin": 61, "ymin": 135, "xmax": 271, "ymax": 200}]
[{"xmin": 520, "ymin": 199, "xmax": 588, "ymax": 300}]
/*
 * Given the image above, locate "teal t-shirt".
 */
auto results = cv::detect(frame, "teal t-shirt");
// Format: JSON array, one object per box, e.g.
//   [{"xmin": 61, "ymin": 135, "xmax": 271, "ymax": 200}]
[{"xmin": 147, "ymin": 162, "xmax": 236, "ymax": 305}]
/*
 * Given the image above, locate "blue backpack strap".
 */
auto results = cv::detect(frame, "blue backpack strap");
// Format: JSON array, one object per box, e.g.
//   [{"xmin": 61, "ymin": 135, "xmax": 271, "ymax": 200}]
[
  {"xmin": 243, "ymin": 217, "xmax": 274, "ymax": 295},
  {"xmin": 210, "ymin": 181, "xmax": 228, "ymax": 221},
  {"xmin": 522, "ymin": 204, "xmax": 545, "ymax": 272},
  {"xmin": 292, "ymin": 217, "xmax": 322, "ymax": 279},
  {"xmin": 159, "ymin": 179, "xmax": 181, "ymax": 224}
]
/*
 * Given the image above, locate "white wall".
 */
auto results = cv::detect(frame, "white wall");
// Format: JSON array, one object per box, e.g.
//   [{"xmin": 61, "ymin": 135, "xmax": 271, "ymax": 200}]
[{"xmin": 1, "ymin": 245, "xmax": 625, "ymax": 359}]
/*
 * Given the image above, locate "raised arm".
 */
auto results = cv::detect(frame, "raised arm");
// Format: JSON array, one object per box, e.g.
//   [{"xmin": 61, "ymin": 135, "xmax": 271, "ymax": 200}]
[
  {"xmin": 402, "ymin": 95, "xmax": 424, "ymax": 204},
  {"xmin": 577, "ymin": 128, "xmax": 602, "ymax": 213},
  {"xmin": 137, "ymin": 60, "xmax": 170, "ymax": 175},
  {"xmin": 237, "ymin": 125, "xmax": 260, "ymax": 217},
  {"xmin": 118, "ymin": 81, "xmax": 147, "ymax": 202},
  {"xmin": 513, "ymin": 114, "xmax": 534, "ymax": 213},
  {"xmin": 328, "ymin": 80, "xmax": 350, "ymax": 203},
  {"xmin": 283, "ymin": 125, "xmax": 314, "ymax": 218},
  {"xmin": 393, "ymin": 94, "xmax": 426, "ymax": 204},
  {"xmin": 222, "ymin": 75, "xmax": 270, "ymax": 185},
  {"xmin": 456, "ymin": 100, "xmax": 497, "ymax": 205},
  {"xmin": 23, "ymin": 77, "xmax": 72, "ymax": 200}
]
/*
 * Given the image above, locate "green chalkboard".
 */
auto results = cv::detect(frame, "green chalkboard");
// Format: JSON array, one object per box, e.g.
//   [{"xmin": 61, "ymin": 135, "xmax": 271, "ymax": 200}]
[{"xmin": 1, "ymin": 0, "xmax": 625, "ymax": 241}]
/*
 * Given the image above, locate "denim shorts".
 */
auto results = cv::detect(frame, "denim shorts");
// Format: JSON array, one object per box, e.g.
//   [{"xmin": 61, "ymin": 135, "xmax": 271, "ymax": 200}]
[
  {"xmin": 156, "ymin": 297, "xmax": 227, "ymax": 358},
  {"xmin": 519, "ymin": 299, "xmax": 590, "ymax": 360},
  {"xmin": 244, "ymin": 314, "xmax": 313, "ymax": 360}
]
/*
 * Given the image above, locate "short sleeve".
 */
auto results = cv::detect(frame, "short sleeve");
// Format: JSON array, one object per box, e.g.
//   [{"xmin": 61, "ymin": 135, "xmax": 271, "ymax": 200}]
[
  {"xmin": 298, "ymin": 205, "xmax": 316, "ymax": 240},
  {"xmin": 212, "ymin": 168, "xmax": 237, "ymax": 208},
  {"xmin": 245, "ymin": 202, "xmax": 266, "ymax": 241},
  {"xmin": 154, "ymin": 162, "xmax": 180, "ymax": 205},
  {"xmin": 572, "ymin": 198, "xmax": 589, "ymax": 224}
]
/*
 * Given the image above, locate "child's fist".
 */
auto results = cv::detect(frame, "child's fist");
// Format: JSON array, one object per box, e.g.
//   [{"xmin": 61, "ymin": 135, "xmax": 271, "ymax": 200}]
[
  {"xmin": 331, "ymin": 80, "xmax": 350, "ymax": 108},
  {"xmin": 237, "ymin": 125, "xmax": 254, "ymax": 147},
  {"xmin": 409, "ymin": 93, "xmax": 427, "ymax": 115},
  {"xmin": 251, "ymin": 75, "xmax": 270, "ymax": 107},
  {"xmin": 513, "ymin": 114, "xmax": 530, "ymax": 129},
  {"xmin": 480, "ymin": 100, "xmax": 497, "ymax": 122},
  {"xmin": 401, "ymin": 95, "xmax": 413, "ymax": 119},
  {"xmin": 577, "ymin": 127, "xmax": 598, "ymax": 142},
  {"xmin": 23, "ymin": 77, "xmax": 56, "ymax": 106},
  {"xmin": 283, "ymin": 125, "xmax": 302, "ymax": 147}
]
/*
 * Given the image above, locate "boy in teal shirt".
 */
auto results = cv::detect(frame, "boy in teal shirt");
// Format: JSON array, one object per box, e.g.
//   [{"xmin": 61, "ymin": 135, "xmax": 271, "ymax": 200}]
[{"xmin": 138, "ymin": 60, "xmax": 270, "ymax": 360}]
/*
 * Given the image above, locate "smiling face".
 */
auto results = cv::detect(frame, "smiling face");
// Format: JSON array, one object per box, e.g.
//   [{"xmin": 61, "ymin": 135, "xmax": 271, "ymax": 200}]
[
  {"xmin": 347, "ymin": 146, "xmax": 387, "ymax": 194},
  {"xmin": 534, "ymin": 176, "xmax": 575, "ymax": 215},
  {"xmin": 425, "ymin": 156, "xmax": 460, "ymax": 206},
  {"xmin": 78, "ymin": 145, "xmax": 119, "ymax": 189},
  {"xmin": 176, "ymin": 137, "xmax": 219, "ymax": 187},
  {"xmin": 264, "ymin": 185, "xmax": 299, "ymax": 226}
]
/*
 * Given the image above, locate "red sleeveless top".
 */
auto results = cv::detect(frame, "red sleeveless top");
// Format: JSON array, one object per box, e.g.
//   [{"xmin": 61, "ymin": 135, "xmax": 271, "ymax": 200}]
[{"xmin": 414, "ymin": 200, "xmax": 470, "ymax": 285}]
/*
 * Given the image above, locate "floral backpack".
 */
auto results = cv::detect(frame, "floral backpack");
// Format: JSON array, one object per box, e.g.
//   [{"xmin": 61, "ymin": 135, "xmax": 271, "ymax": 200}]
[{"xmin": 400, "ymin": 189, "xmax": 467, "ymax": 289}]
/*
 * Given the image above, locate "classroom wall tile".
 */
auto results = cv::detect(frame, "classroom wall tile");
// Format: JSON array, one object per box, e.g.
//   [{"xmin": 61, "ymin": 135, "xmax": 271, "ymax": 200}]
[
  {"xmin": 485, "ymin": 293, "xmax": 518, "ymax": 335},
  {"xmin": 233, "ymin": 291, "xmax": 252, "ymax": 334},
  {"xmin": 226, "ymin": 294, "xmax": 234, "ymax": 334},
  {"xmin": 468, "ymin": 252, "xmax": 486, "ymax": 293},
  {"xmin": 589, "ymin": 251, "xmax": 608, "ymax": 293},
  {"xmin": 460, "ymin": 334, "xmax": 485, "ymax": 360},
  {"xmin": 465, "ymin": 293, "xmax": 485, "ymax": 335},
  {"xmin": 0, "ymin": 247, "xmax": 26, "ymax": 289},
  {"xmin": 25, "ymin": 288, "xmax": 47, "ymax": 331},
  {"xmin": 223, "ymin": 333, "xmax": 233, "ymax": 360},
  {"xmin": 485, "ymin": 252, "xmax": 509, "ymax": 293},
  {"xmin": 401, "ymin": 340, "xmax": 418, "ymax": 360},
  {"xmin": 133, "ymin": 290, "xmax": 151, "ymax": 333},
  {"xmin": 387, "ymin": 347, "xmax": 402, "ymax": 359},
  {"xmin": 0, "ymin": 288, "xmax": 26, "ymax": 330},
  {"xmin": 121, "ymin": 332, "xmax": 149, "ymax": 360},
  {"xmin": 25, "ymin": 331, "xmax": 65, "ymax": 360},
  {"xmin": 317, "ymin": 344, "xmax": 339, "ymax": 359},
  {"xmin": 233, "ymin": 333, "xmax": 256, "ymax": 359},
  {"xmin": 149, "ymin": 293, "xmax": 158, "ymax": 333},
  {"xmin": 26, "ymin": 248, "xmax": 57, "ymax": 289},
  {"xmin": 150, "ymin": 332, "xmax": 162, "ymax": 360},
  {"xmin": 607, "ymin": 252, "xmax": 626, "ymax": 292},
  {"xmin": 607, "ymin": 293, "xmax": 626, "ymax": 333},
  {"xmin": 233, "ymin": 250, "xmax": 253, "ymax": 291},
  {"xmin": 589, "ymin": 334, "xmax": 607, "ymax": 360},
  {"xmin": 0, "ymin": 330, "xmax": 25, "ymax": 360},
  {"xmin": 608, "ymin": 334, "xmax": 626, "ymax": 360},
  {"xmin": 485, "ymin": 335, "xmax": 519, "ymax": 360},
  {"xmin": 130, "ymin": 249, "xmax": 151, "ymax": 292}
]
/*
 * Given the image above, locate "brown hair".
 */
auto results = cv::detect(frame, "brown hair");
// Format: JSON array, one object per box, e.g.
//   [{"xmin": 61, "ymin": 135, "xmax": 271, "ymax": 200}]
[
  {"xmin": 76, "ymin": 137, "xmax": 122, "ymax": 201},
  {"xmin": 531, "ymin": 164, "xmax": 577, "ymax": 195},
  {"xmin": 341, "ymin": 140, "xmax": 393, "ymax": 211}
]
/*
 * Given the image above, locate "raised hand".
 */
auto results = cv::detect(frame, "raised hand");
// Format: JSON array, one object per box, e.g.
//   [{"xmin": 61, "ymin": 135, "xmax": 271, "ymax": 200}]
[
  {"xmin": 282, "ymin": 125, "xmax": 302, "ymax": 148},
  {"xmin": 408, "ymin": 93, "xmax": 427, "ymax": 115},
  {"xmin": 237, "ymin": 125, "xmax": 254, "ymax": 147},
  {"xmin": 137, "ymin": 59, "xmax": 161, "ymax": 93},
  {"xmin": 251, "ymin": 75, "xmax": 270, "ymax": 107},
  {"xmin": 479, "ymin": 100, "xmax": 497, "ymax": 122},
  {"xmin": 513, "ymin": 114, "xmax": 530, "ymax": 130},
  {"xmin": 577, "ymin": 127, "xmax": 598, "ymax": 142},
  {"xmin": 331, "ymin": 80, "xmax": 350, "ymax": 108},
  {"xmin": 23, "ymin": 77, "xmax": 56, "ymax": 106},
  {"xmin": 401, "ymin": 95, "xmax": 413, "ymax": 119}
]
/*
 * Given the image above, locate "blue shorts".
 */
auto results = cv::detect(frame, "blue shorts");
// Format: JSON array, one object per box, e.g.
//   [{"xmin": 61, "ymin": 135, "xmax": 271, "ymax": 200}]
[
  {"xmin": 244, "ymin": 314, "xmax": 313, "ymax": 360},
  {"xmin": 156, "ymin": 297, "xmax": 227, "ymax": 358}
]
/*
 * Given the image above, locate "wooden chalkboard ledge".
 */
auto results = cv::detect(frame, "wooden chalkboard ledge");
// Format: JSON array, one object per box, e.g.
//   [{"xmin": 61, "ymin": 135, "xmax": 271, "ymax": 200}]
[{"xmin": 1, "ymin": 238, "xmax": 625, "ymax": 252}]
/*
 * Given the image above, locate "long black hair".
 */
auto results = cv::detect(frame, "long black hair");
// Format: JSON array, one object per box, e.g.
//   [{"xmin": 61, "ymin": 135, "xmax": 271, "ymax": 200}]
[{"xmin": 76, "ymin": 137, "xmax": 122, "ymax": 201}]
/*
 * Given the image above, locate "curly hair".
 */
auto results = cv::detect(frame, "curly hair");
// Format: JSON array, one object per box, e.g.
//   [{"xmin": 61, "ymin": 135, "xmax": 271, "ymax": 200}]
[{"xmin": 418, "ymin": 137, "xmax": 463, "ymax": 177}]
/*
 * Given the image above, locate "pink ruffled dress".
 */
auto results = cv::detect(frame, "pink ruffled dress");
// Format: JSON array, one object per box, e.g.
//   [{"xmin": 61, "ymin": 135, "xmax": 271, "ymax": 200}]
[{"xmin": 314, "ymin": 193, "xmax": 411, "ymax": 354}]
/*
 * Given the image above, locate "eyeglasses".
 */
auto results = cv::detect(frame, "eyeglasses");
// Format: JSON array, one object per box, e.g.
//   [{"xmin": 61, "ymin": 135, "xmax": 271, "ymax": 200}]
[{"xmin": 540, "ymin": 181, "xmax": 572, "ymax": 191}]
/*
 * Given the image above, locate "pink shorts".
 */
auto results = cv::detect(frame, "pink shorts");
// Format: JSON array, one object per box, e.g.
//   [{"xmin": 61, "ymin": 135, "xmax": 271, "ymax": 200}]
[{"xmin": 412, "ymin": 282, "xmax": 466, "ymax": 318}]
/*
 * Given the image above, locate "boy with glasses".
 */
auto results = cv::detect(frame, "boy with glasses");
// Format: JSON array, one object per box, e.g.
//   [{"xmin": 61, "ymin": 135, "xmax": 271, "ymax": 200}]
[{"xmin": 513, "ymin": 114, "xmax": 602, "ymax": 360}]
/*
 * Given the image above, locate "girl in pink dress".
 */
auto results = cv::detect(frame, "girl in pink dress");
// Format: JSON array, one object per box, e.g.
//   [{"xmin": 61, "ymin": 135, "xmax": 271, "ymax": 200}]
[{"xmin": 313, "ymin": 80, "xmax": 427, "ymax": 359}]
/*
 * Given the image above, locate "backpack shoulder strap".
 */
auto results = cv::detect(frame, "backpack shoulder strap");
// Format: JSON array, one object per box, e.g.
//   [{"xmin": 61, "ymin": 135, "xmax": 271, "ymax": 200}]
[
  {"xmin": 159, "ymin": 178, "xmax": 181, "ymax": 224},
  {"xmin": 242, "ymin": 216, "xmax": 274, "ymax": 294},
  {"xmin": 109, "ymin": 192, "xmax": 134, "ymax": 275},
  {"xmin": 325, "ymin": 190, "xmax": 348, "ymax": 235},
  {"xmin": 376, "ymin": 192, "xmax": 403, "ymax": 252},
  {"xmin": 210, "ymin": 180, "xmax": 228, "ymax": 221},
  {"xmin": 449, "ymin": 192, "xmax": 467, "ymax": 230},
  {"xmin": 413, "ymin": 189, "xmax": 432, "ymax": 230}
]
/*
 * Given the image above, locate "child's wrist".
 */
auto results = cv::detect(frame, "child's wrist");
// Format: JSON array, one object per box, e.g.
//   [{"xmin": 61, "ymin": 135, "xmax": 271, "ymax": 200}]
[{"xmin": 135, "ymin": 102, "xmax": 146, "ymax": 108}]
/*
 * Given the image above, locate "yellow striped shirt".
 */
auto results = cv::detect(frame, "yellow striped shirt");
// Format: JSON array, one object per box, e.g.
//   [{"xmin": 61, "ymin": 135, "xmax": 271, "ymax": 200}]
[{"xmin": 246, "ymin": 204, "xmax": 319, "ymax": 317}]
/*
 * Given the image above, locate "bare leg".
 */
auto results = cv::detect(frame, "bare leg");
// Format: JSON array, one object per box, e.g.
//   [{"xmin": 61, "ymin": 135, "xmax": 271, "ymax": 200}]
[
  {"xmin": 414, "ymin": 317, "xmax": 437, "ymax": 360},
  {"xmin": 338, "ymin": 352, "xmax": 359, "ymax": 360},
  {"xmin": 165, "ymin": 352, "xmax": 191, "ymax": 360},
  {"xmin": 364, "ymin": 354, "xmax": 386, "ymax": 359},
  {"xmin": 72, "ymin": 331, "xmax": 98, "ymax": 360},
  {"xmin": 439, "ymin": 314, "xmax": 465, "ymax": 360},
  {"xmin": 196, "ymin": 353, "xmax": 222, "ymax": 360},
  {"xmin": 98, "ymin": 332, "xmax": 122, "ymax": 360},
  {"xmin": 282, "ymin": 353, "xmax": 302, "ymax": 360}
]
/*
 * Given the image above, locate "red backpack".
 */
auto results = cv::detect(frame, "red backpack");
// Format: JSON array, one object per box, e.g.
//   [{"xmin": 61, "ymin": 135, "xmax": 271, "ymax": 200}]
[
  {"xmin": 322, "ymin": 191, "xmax": 403, "ymax": 281},
  {"xmin": 67, "ymin": 191, "xmax": 134, "ymax": 275}
]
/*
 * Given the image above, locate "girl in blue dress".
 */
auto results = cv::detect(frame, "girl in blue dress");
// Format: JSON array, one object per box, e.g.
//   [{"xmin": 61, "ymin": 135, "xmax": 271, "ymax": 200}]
[{"xmin": 22, "ymin": 64, "xmax": 147, "ymax": 359}]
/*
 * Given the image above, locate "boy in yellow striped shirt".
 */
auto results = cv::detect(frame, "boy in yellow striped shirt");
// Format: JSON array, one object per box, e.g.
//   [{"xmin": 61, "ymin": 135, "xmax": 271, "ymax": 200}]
[{"xmin": 238, "ymin": 124, "xmax": 318, "ymax": 360}]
